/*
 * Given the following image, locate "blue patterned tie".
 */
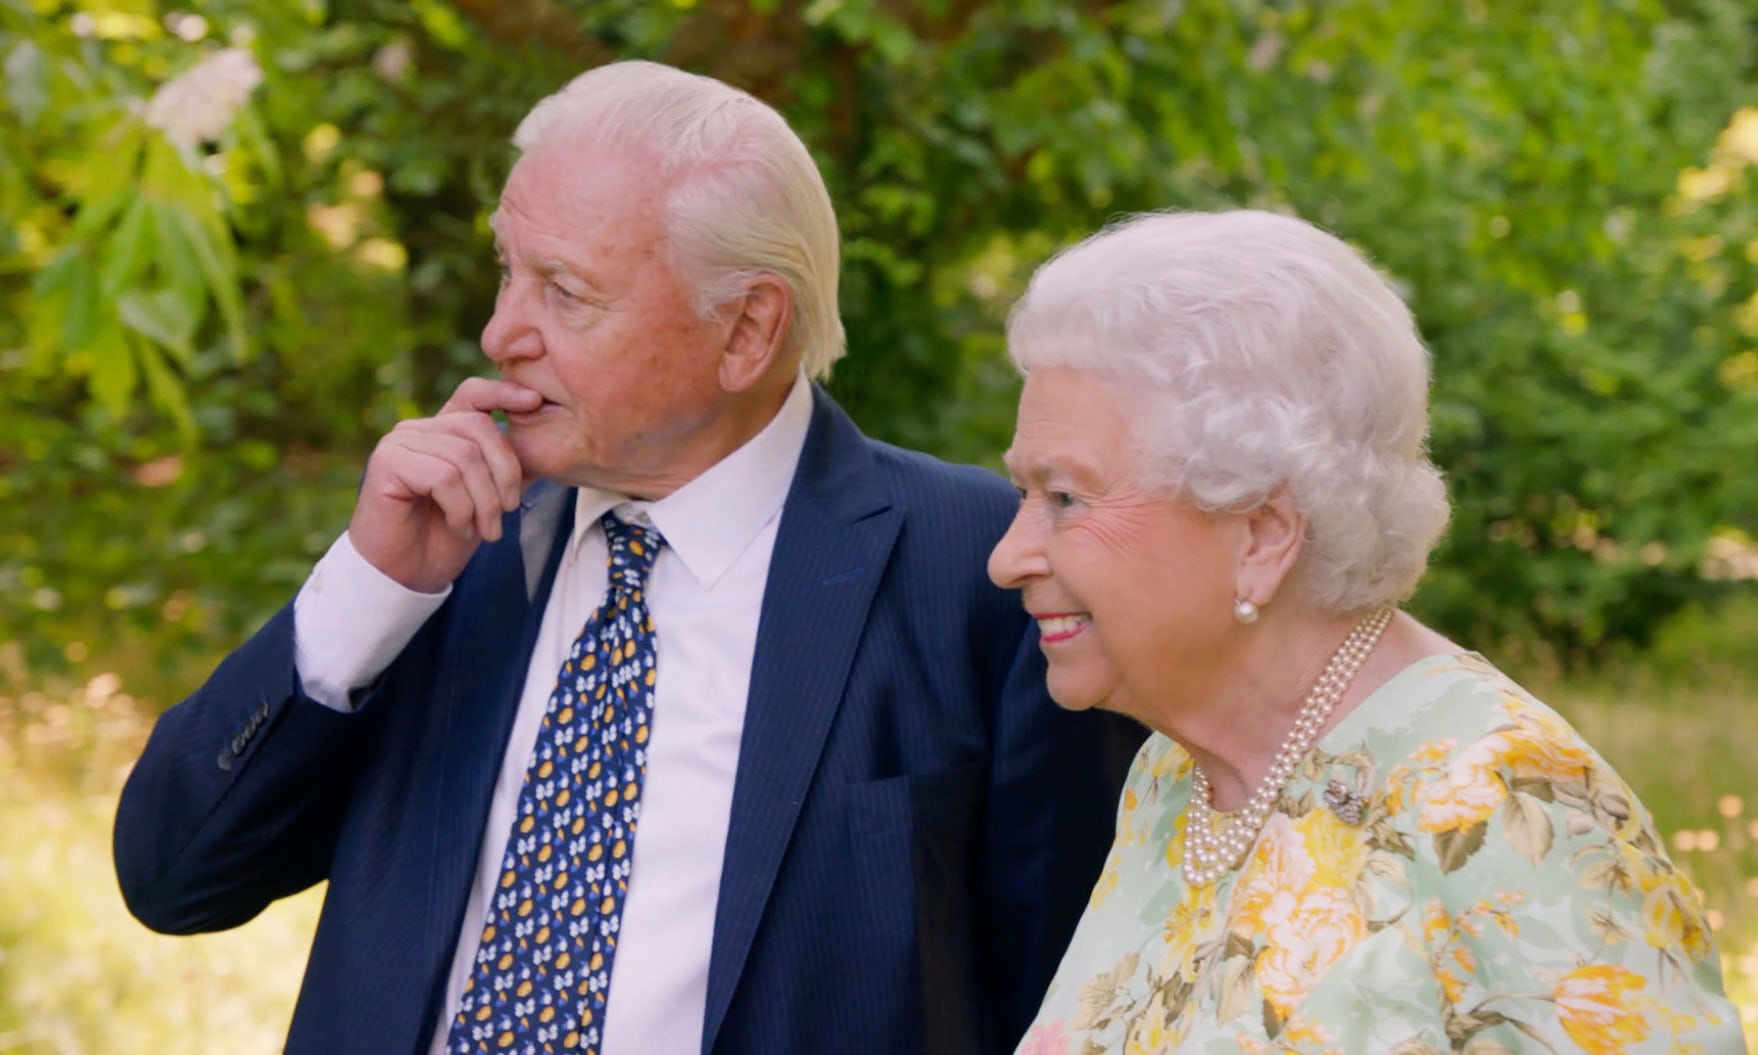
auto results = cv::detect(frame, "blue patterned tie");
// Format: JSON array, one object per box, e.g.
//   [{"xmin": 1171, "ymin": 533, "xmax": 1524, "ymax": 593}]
[{"xmin": 447, "ymin": 512, "xmax": 664, "ymax": 1054}]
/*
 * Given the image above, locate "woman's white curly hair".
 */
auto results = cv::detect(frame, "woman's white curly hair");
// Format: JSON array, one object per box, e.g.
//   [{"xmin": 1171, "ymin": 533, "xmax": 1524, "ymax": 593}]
[{"xmin": 1007, "ymin": 209, "xmax": 1451, "ymax": 611}]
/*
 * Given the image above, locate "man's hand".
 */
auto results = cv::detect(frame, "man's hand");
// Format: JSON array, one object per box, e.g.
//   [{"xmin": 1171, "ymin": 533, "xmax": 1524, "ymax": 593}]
[{"xmin": 348, "ymin": 378, "xmax": 544, "ymax": 593}]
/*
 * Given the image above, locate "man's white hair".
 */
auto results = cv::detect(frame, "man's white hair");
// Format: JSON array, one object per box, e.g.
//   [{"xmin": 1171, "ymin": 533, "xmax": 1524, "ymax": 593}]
[
  {"xmin": 1007, "ymin": 209, "xmax": 1451, "ymax": 612},
  {"xmin": 513, "ymin": 61, "xmax": 845, "ymax": 378}
]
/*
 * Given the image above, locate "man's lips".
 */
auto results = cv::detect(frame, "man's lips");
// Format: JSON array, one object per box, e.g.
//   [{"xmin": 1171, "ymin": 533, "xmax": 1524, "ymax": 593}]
[
  {"xmin": 1032, "ymin": 612, "xmax": 1090, "ymax": 643},
  {"xmin": 506, "ymin": 398, "xmax": 562, "ymax": 420}
]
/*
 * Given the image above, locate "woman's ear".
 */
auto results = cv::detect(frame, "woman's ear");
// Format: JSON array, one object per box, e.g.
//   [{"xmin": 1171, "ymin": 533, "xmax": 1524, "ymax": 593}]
[
  {"xmin": 719, "ymin": 275, "xmax": 793, "ymax": 393},
  {"xmin": 1234, "ymin": 487, "xmax": 1306, "ymax": 610}
]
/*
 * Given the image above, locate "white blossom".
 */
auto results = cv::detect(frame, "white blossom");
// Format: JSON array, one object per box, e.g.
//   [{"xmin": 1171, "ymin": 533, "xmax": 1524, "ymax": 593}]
[{"xmin": 144, "ymin": 48, "xmax": 262, "ymax": 150}]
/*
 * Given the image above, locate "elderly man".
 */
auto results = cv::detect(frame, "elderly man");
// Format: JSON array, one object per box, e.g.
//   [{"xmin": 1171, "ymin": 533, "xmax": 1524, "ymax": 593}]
[{"xmin": 114, "ymin": 61, "xmax": 1134, "ymax": 1055}]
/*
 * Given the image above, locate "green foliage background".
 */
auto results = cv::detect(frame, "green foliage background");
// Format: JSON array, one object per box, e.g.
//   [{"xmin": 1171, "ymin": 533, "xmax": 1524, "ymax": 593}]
[{"xmin": 4, "ymin": 0, "xmax": 1758, "ymax": 689}]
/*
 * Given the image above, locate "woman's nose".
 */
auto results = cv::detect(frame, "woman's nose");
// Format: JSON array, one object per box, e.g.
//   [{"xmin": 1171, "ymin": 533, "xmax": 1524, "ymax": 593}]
[{"xmin": 988, "ymin": 505, "xmax": 1046, "ymax": 590}]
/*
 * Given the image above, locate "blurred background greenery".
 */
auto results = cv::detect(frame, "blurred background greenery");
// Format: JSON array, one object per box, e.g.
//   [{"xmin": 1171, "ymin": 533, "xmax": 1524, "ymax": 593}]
[{"xmin": 2, "ymin": 0, "xmax": 1756, "ymax": 1050}]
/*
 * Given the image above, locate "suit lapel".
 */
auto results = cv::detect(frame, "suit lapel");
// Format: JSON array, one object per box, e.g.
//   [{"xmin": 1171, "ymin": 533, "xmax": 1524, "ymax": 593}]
[{"xmin": 701, "ymin": 390, "xmax": 900, "ymax": 1052}]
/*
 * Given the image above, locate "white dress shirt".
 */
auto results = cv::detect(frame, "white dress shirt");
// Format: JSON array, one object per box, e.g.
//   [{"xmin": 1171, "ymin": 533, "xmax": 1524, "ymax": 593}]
[{"xmin": 292, "ymin": 374, "xmax": 813, "ymax": 1055}]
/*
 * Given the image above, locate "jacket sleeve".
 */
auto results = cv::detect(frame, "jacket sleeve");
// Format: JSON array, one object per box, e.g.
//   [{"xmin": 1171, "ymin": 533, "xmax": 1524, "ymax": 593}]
[
  {"xmin": 975, "ymin": 619, "xmax": 1145, "ymax": 1051},
  {"xmin": 111, "ymin": 601, "xmax": 423, "ymax": 934}
]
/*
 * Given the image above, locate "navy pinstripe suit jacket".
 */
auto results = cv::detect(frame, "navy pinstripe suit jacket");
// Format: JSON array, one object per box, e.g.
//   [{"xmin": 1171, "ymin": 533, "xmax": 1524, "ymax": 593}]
[{"xmin": 115, "ymin": 387, "xmax": 1139, "ymax": 1054}]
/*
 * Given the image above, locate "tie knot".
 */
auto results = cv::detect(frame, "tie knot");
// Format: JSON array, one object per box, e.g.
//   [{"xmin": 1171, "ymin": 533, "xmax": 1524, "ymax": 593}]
[{"xmin": 601, "ymin": 512, "xmax": 664, "ymax": 592}]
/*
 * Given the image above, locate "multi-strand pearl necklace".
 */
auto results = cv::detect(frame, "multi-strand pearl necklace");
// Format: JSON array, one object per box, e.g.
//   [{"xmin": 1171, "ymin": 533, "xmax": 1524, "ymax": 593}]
[{"xmin": 1182, "ymin": 605, "xmax": 1394, "ymax": 886}]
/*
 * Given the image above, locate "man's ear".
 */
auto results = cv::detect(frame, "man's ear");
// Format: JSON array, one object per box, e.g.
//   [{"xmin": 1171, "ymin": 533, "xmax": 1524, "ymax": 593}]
[
  {"xmin": 1234, "ymin": 487, "xmax": 1306, "ymax": 609},
  {"xmin": 719, "ymin": 275, "xmax": 793, "ymax": 393}
]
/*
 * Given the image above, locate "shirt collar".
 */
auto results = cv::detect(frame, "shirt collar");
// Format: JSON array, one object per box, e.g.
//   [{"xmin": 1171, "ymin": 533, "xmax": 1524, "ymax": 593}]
[{"xmin": 567, "ymin": 372, "xmax": 813, "ymax": 589}]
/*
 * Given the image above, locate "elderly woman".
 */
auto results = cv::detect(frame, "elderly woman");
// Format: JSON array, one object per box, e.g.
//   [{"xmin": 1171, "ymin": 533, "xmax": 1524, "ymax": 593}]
[{"xmin": 990, "ymin": 210, "xmax": 1744, "ymax": 1054}]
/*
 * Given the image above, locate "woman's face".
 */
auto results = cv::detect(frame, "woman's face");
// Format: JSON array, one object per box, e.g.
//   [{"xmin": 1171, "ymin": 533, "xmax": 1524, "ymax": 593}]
[{"xmin": 989, "ymin": 367, "xmax": 1243, "ymax": 722}]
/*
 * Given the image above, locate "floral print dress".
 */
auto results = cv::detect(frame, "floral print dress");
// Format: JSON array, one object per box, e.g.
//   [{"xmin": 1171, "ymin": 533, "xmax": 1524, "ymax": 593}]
[{"xmin": 1017, "ymin": 654, "xmax": 1746, "ymax": 1055}]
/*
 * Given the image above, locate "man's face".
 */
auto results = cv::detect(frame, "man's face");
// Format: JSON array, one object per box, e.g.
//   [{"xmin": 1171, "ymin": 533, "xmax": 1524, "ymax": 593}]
[{"xmin": 482, "ymin": 139, "xmax": 734, "ymax": 496}]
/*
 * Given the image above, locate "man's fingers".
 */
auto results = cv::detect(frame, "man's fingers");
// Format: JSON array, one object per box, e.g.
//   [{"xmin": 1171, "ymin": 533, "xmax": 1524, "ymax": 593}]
[
  {"xmin": 443, "ymin": 411, "xmax": 527, "ymax": 511},
  {"xmin": 388, "ymin": 409, "xmax": 526, "ymax": 512},
  {"xmin": 380, "ymin": 431, "xmax": 511, "ymax": 542},
  {"xmin": 439, "ymin": 376, "xmax": 545, "ymax": 418}
]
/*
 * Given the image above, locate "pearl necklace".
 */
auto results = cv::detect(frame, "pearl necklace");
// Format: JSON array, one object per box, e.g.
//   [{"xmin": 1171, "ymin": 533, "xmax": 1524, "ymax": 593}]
[{"xmin": 1182, "ymin": 606, "xmax": 1393, "ymax": 886}]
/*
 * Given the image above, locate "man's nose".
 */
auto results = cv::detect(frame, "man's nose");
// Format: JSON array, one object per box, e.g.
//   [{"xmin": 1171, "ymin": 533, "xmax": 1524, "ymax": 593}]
[
  {"xmin": 481, "ymin": 284, "xmax": 540, "ymax": 365},
  {"xmin": 988, "ymin": 505, "xmax": 1046, "ymax": 590}
]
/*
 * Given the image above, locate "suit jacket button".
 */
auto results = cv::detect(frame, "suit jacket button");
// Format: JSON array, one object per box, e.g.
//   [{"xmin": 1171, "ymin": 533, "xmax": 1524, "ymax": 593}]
[
  {"xmin": 216, "ymin": 749, "xmax": 233, "ymax": 772},
  {"xmin": 230, "ymin": 735, "xmax": 246, "ymax": 755}
]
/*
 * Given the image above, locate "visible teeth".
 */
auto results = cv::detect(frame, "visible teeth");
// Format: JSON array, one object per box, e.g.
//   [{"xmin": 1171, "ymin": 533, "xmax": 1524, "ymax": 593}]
[{"xmin": 1039, "ymin": 615, "xmax": 1089, "ymax": 637}]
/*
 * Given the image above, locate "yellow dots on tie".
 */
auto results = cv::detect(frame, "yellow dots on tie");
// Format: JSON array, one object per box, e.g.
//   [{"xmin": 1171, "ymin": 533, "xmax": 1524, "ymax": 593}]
[
  {"xmin": 552, "ymin": 871, "xmax": 569, "ymax": 891},
  {"xmin": 537, "ymin": 844, "xmax": 552, "ymax": 863},
  {"xmin": 539, "ymin": 1006, "xmax": 555, "ymax": 1024},
  {"xmin": 475, "ymin": 1004, "xmax": 493, "ymax": 1021},
  {"xmin": 516, "ymin": 980, "xmax": 533, "ymax": 998},
  {"xmin": 535, "ymin": 925, "xmax": 550, "ymax": 945},
  {"xmin": 595, "ymin": 684, "xmax": 606, "ymax": 699},
  {"xmin": 617, "ymin": 596, "xmax": 628, "ymax": 611},
  {"xmin": 557, "ymin": 706, "xmax": 573, "ymax": 725},
  {"xmin": 575, "ymin": 735, "xmax": 591, "ymax": 753},
  {"xmin": 537, "ymin": 760, "xmax": 554, "ymax": 779},
  {"xmin": 604, "ymin": 706, "xmax": 616, "ymax": 723},
  {"xmin": 519, "ymin": 816, "xmax": 535, "ymax": 834},
  {"xmin": 481, "ymin": 924, "xmax": 496, "ymax": 943},
  {"xmin": 612, "ymin": 839, "xmax": 626, "ymax": 859},
  {"xmin": 497, "ymin": 953, "xmax": 514, "ymax": 971},
  {"xmin": 563, "ymin": 1032, "xmax": 580, "ymax": 1048},
  {"xmin": 590, "ymin": 951, "xmax": 604, "ymax": 971},
  {"xmin": 644, "ymin": 668, "xmax": 656, "ymax": 687},
  {"xmin": 588, "ymin": 761, "xmax": 602, "ymax": 779},
  {"xmin": 630, "ymin": 540, "xmax": 644, "ymax": 556},
  {"xmin": 500, "ymin": 869, "xmax": 516, "ymax": 889},
  {"xmin": 634, "ymin": 726, "xmax": 649, "ymax": 744},
  {"xmin": 498, "ymin": 1031, "xmax": 515, "ymax": 1049},
  {"xmin": 556, "ymin": 788, "xmax": 571, "ymax": 807},
  {"xmin": 626, "ymin": 784, "xmax": 639, "ymax": 801},
  {"xmin": 600, "ymin": 895, "xmax": 616, "ymax": 914},
  {"xmin": 605, "ymin": 789, "xmax": 620, "ymax": 808},
  {"xmin": 517, "ymin": 898, "xmax": 533, "ymax": 918},
  {"xmin": 572, "ymin": 817, "xmax": 586, "ymax": 835},
  {"xmin": 571, "ymin": 898, "xmax": 587, "ymax": 916},
  {"xmin": 556, "ymin": 951, "xmax": 571, "ymax": 969},
  {"xmin": 588, "ymin": 843, "xmax": 603, "ymax": 861}
]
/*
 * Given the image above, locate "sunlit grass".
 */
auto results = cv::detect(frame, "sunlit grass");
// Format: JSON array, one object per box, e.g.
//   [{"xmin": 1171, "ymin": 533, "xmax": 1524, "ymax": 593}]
[
  {"xmin": 0, "ymin": 675, "xmax": 320, "ymax": 1055},
  {"xmin": 1, "ymin": 658, "xmax": 1754, "ymax": 1052}
]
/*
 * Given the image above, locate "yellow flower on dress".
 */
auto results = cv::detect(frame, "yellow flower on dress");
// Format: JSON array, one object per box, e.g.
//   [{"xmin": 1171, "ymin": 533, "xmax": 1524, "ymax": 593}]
[
  {"xmin": 1255, "ymin": 885, "xmax": 1366, "ymax": 1018},
  {"xmin": 1417, "ymin": 743, "xmax": 1506, "ymax": 833},
  {"xmin": 1295, "ymin": 807, "xmax": 1369, "ymax": 888},
  {"xmin": 1553, "ymin": 964, "xmax": 1651, "ymax": 1054},
  {"xmin": 1498, "ymin": 698, "xmax": 1596, "ymax": 783},
  {"xmin": 1231, "ymin": 814, "xmax": 1316, "ymax": 936},
  {"xmin": 1638, "ymin": 877, "xmax": 1712, "ymax": 957},
  {"xmin": 1157, "ymin": 880, "xmax": 1220, "ymax": 982}
]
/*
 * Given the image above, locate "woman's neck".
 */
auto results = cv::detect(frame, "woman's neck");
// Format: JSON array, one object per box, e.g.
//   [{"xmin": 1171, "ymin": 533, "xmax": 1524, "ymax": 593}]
[{"xmin": 1150, "ymin": 608, "xmax": 1443, "ymax": 811}]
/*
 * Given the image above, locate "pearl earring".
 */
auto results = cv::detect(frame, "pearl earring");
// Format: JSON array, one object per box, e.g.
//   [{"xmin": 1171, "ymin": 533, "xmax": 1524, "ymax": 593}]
[{"xmin": 1233, "ymin": 597, "xmax": 1260, "ymax": 625}]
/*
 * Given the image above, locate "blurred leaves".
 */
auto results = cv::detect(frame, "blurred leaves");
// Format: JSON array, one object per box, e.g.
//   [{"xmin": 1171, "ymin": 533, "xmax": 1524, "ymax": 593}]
[{"xmin": 3, "ymin": 0, "xmax": 1758, "ymax": 681}]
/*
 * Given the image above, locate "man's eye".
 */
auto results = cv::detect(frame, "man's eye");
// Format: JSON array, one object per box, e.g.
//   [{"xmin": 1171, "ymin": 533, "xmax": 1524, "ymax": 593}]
[
  {"xmin": 549, "ymin": 282, "xmax": 577, "ymax": 301},
  {"xmin": 1049, "ymin": 491, "xmax": 1077, "ymax": 508}
]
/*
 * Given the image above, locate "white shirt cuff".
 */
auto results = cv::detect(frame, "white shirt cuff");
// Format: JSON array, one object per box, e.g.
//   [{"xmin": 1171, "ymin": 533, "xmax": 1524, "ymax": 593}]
[{"xmin": 292, "ymin": 532, "xmax": 451, "ymax": 712}]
